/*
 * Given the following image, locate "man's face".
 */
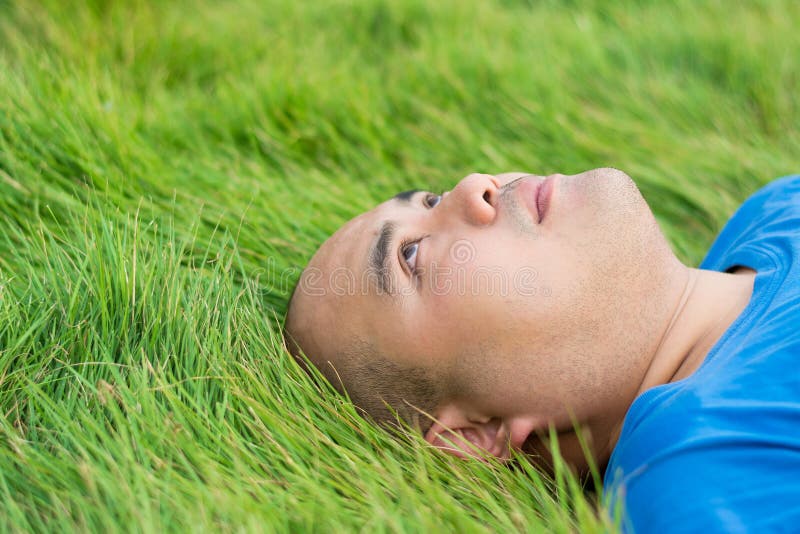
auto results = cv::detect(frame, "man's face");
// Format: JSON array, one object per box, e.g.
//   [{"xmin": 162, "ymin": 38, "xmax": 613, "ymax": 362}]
[{"xmin": 291, "ymin": 168, "xmax": 680, "ymax": 464}]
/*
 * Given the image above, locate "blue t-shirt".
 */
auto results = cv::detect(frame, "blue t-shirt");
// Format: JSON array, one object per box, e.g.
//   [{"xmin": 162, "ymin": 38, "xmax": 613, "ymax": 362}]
[{"xmin": 604, "ymin": 175, "xmax": 800, "ymax": 533}]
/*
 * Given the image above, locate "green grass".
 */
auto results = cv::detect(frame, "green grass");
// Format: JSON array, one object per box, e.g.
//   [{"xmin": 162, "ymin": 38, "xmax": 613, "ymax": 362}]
[{"xmin": 1, "ymin": 0, "xmax": 798, "ymax": 531}]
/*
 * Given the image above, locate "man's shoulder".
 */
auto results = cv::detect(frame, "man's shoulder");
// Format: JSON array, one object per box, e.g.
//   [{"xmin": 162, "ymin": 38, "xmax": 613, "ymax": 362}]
[
  {"xmin": 727, "ymin": 173, "xmax": 800, "ymax": 229},
  {"xmin": 739, "ymin": 173, "xmax": 800, "ymax": 212},
  {"xmin": 752, "ymin": 172, "xmax": 800, "ymax": 197},
  {"xmin": 701, "ymin": 173, "xmax": 800, "ymax": 272},
  {"xmin": 738, "ymin": 173, "xmax": 800, "ymax": 230}
]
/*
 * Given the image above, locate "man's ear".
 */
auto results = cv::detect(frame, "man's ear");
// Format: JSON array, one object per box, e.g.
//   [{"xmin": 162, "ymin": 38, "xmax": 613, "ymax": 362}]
[{"xmin": 423, "ymin": 403, "xmax": 510, "ymax": 460}]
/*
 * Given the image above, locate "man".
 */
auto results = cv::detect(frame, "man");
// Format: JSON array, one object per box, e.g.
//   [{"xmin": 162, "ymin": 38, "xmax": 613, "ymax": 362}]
[{"xmin": 284, "ymin": 168, "xmax": 800, "ymax": 531}]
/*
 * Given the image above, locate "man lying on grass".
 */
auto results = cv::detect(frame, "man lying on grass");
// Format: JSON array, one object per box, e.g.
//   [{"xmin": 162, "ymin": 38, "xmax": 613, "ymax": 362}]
[{"xmin": 284, "ymin": 168, "xmax": 800, "ymax": 531}]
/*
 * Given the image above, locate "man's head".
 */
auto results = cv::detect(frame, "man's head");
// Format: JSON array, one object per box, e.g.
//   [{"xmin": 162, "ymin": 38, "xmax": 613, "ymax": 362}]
[{"xmin": 285, "ymin": 169, "xmax": 683, "ymax": 466}]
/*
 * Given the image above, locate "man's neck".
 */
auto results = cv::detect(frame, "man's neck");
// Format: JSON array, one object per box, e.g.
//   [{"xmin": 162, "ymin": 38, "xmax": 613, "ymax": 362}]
[
  {"xmin": 598, "ymin": 266, "xmax": 755, "ymax": 460},
  {"xmin": 638, "ymin": 266, "xmax": 756, "ymax": 395}
]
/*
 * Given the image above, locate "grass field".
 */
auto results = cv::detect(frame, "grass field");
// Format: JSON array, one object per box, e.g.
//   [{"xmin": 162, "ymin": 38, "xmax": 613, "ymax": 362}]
[{"xmin": 1, "ymin": 0, "xmax": 799, "ymax": 531}]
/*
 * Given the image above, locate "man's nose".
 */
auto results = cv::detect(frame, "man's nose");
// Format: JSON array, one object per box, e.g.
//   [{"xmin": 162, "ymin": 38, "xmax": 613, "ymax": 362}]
[{"xmin": 441, "ymin": 173, "xmax": 500, "ymax": 226}]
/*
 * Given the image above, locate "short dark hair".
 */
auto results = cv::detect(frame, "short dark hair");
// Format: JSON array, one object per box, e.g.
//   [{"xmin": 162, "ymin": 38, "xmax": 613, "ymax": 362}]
[{"xmin": 284, "ymin": 290, "xmax": 441, "ymax": 434}]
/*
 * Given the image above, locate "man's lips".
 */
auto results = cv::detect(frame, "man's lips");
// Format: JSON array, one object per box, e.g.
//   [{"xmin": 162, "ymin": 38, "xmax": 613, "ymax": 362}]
[
  {"xmin": 536, "ymin": 176, "xmax": 554, "ymax": 223},
  {"xmin": 517, "ymin": 175, "xmax": 555, "ymax": 224}
]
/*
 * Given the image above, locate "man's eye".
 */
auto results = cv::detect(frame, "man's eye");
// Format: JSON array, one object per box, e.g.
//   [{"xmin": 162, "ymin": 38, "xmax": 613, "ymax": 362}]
[
  {"xmin": 424, "ymin": 194, "xmax": 442, "ymax": 208},
  {"xmin": 402, "ymin": 241, "xmax": 419, "ymax": 273}
]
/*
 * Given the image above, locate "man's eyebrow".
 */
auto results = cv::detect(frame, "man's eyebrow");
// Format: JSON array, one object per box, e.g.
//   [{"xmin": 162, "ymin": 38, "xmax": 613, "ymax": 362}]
[
  {"xmin": 369, "ymin": 221, "xmax": 396, "ymax": 294},
  {"xmin": 393, "ymin": 189, "xmax": 419, "ymax": 202}
]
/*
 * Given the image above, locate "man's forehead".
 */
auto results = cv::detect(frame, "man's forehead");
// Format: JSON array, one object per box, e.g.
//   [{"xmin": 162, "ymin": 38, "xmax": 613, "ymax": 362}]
[
  {"xmin": 295, "ymin": 197, "xmax": 403, "ymax": 343},
  {"xmin": 311, "ymin": 196, "xmax": 399, "ymax": 270},
  {"xmin": 306, "ymin": 200, "xmax": 393, "ymax": 286},
  {"xmin": 342, "ymin": 189, "xmax": 421, "ymax": 238}
]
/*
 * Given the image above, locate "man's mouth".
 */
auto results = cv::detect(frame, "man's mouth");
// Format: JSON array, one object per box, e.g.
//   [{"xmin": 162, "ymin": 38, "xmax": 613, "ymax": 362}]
[
  {"xmin": 503, "ymin": 175, "xmax": 554, "ymax": 224},
  {"xmin": 535, "ymin": 176, "xmax": 554, "ymax": 224}
]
